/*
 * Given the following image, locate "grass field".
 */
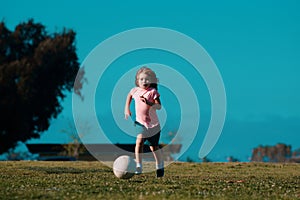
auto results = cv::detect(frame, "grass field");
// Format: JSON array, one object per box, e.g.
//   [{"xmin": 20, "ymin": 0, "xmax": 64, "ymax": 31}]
[{"xmin": 0, "ymin": 161, "xmax": 299, "ymax": 199}]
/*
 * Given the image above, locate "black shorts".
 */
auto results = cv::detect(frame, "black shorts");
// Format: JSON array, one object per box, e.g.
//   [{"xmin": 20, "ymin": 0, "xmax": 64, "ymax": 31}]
[{"xmin": 134, "ymin": 121, "xmax": 161, "ymax": 146}]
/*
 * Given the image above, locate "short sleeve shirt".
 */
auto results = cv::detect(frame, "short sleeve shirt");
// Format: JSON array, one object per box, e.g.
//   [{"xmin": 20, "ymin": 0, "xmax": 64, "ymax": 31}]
[{"xmin": 130, "ymin": 87, "xmax": 160, "ymax": 128}]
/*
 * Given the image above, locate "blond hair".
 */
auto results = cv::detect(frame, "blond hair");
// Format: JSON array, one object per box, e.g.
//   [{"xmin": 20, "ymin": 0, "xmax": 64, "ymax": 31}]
[{"xmin": 135, "ymin": 67, "xmax": 158, "ymax": 90}]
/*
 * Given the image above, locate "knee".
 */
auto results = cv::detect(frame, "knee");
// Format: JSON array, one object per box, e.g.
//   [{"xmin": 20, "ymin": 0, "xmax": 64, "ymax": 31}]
[
  {"xmin": 136, "ymin": 135, "xmax": 144, "ymax": 146},
  {"xmin": 150, "ymin": 146, "xmax": 159, "ymax": 152}
]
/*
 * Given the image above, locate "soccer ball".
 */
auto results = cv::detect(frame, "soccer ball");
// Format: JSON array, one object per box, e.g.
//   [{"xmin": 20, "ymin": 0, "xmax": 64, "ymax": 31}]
[{"xmin": 113, "ymin": 155, "xmax": 136, "ymax": 179}]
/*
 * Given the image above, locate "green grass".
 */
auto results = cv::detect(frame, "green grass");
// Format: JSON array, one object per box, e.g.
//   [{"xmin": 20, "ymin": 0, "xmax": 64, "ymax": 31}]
[{"xmin": 0, "ymin": 161, "xmax": 299, "ymax": 199}]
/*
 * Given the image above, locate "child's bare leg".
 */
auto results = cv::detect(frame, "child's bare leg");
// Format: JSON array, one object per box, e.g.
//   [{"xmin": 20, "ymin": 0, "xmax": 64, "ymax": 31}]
[
  {"xmin": 150, "ymin": 145, "xmax": 164, "ymax": 177},
  {"xmin": 150, "ymin": 146, "xmax": 164, "ymax": 168},
  {"xmin": 135, "ymin": 134, "xmax": 144, "ymax": 171}
]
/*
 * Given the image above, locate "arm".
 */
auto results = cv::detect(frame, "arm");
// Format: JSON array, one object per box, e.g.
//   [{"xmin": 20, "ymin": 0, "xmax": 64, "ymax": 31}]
[
  {"xmin": 140, "ymin": 96, "xmax": 161, "ymax": 110},
  {"xmin": 152, "ymin": 97, "xmax": 162, "ymax": 110},
  {"xmin": 124, "ymin": 93, "xmax": 132, "ymax": 119}
]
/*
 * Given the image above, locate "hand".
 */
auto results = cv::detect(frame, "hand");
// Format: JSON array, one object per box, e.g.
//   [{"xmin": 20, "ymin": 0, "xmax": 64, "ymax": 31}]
[
  {"xmin": 140, "ymin": 96, "xmax": 146, "ymax": 103},
  {"xmin": 140, "ymin": 96, "xmax": 153, "ymax": 106},
  {"xmin": 124, "ymin": 110, "xmax": 131, "ymax": 120}
]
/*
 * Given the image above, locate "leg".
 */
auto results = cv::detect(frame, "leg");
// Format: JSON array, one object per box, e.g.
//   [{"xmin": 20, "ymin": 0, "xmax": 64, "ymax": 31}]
[
  {"xmin": 147, "ymin": 126, "xmax": 164, "ymax": 177},
  {"xmin": 149, "ymin": 145, "xmax": 163, "ymax": 166},
  {"xmin": 150, "ymin": 145, "xmax": 164, "ymax": 177},
  {"xmin": 135, "ymin": 134, "xmax": 144, "ymax": 173}
]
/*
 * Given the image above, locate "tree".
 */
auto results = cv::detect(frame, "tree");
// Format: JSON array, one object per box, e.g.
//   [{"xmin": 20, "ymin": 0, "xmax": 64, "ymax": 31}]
[
  {"xmin": 251, "ymin": 143, "xmax": 292, "ymax": 162},
  {"xmin": 60, "ymin": 119, "xmax": 90, "ymax": 159},
  {"xmin": 0, "ymin": 19, "xmax": 81, "ymax": 154}
]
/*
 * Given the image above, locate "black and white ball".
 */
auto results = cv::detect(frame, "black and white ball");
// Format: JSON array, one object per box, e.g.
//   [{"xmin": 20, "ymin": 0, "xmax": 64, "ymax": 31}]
[{"xmin": 113, "ymin": 155, "xmax": 136, "ymax": 179}]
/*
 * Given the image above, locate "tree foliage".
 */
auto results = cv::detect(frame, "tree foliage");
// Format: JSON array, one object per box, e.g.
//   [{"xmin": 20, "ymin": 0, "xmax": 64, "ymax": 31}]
[
  {"xmin": 251, "ymin": 143, "xmax": 292, "ymax": 162},
  {"xmin": 0, "ymin": 19, "xmax": 80, "ymax": 154}
]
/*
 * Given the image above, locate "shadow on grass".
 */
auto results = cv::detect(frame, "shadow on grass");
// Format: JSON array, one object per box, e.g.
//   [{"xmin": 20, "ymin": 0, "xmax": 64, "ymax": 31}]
[{"xmin": 129, "ymin": 179, "xmax": 146, "ymax": 183}]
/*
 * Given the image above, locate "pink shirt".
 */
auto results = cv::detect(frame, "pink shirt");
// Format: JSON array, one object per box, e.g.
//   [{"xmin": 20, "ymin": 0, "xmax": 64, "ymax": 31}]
[{"xmin": 130, "ymin": 87, "xmax": 160, "ymax": 128}]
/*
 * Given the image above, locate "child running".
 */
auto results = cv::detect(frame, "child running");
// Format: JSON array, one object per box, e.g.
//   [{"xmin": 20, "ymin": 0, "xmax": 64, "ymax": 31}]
[{"xmin": 124, "ymin": 67, "xmax": 164, "ymax": 177}]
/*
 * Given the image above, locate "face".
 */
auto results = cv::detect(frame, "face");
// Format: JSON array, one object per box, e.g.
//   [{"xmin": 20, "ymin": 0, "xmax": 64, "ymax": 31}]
[{"xmin": 137, "ymin": 72, "xmax": 151, "ymax": 89}]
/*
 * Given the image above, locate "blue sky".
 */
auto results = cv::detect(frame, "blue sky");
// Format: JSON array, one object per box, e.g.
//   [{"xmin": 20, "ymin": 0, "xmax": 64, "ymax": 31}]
[{"xmin": 1, "ymin": 0, "xmax": 300, "ymax": 161}]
